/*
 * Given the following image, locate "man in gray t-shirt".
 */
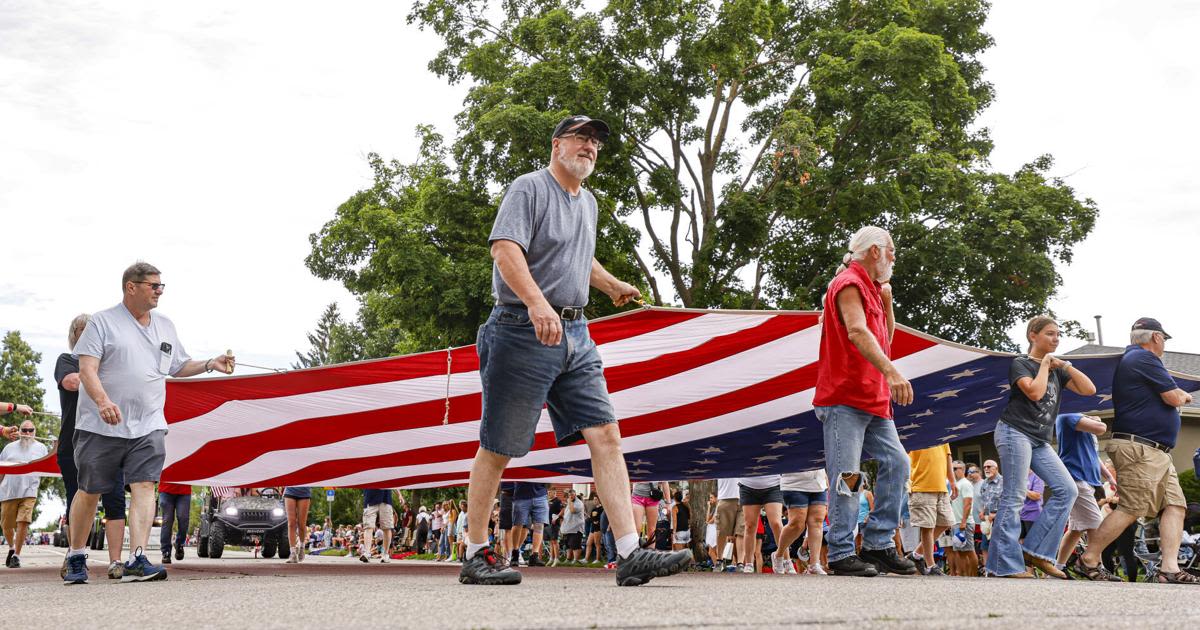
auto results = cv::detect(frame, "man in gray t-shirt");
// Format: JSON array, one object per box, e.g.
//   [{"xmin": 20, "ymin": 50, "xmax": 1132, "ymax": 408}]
[
  {"xmin": 63, "ymin": 262, "xmax": 235, "ymax": 586},
  {"xmin": 459, "ymin": 115, "xmax": 692, "ymax": 587}
]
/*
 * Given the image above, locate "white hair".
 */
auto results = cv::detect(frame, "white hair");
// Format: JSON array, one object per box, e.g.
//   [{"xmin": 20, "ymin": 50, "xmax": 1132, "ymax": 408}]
[
  {"xmin": 835, "ymin": 225, "xmax": 891, "ymax": 274},
  {"xmin": 1130, "ymin": 329, "xmax": 1157, "ymax": 345},
  {"xmin": 68, "ymin": 313, "xmax": 91, "ymax": 350}
]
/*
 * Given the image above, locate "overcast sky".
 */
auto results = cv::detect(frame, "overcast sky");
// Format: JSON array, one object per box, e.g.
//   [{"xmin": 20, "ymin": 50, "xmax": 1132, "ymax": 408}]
[{"xmin": 4, "ymin": 0, "xmax": 1199, "ymax": 426}]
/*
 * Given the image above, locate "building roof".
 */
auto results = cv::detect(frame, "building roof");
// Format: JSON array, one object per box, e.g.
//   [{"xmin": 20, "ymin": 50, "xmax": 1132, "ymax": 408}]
[{"xmin": 1066, "ymin": 344, "xmax": 1200, "ymax": 409}]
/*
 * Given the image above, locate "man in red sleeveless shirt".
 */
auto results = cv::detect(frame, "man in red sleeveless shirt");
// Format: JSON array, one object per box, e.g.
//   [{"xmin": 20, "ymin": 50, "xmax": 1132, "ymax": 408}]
[{"xmin": 813, "ymin": 226, "xmax": 917, "ymax": 577}]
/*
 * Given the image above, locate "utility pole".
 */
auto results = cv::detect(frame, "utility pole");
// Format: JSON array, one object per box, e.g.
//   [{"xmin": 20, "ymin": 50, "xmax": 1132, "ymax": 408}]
[{"xmin": 1094, "ymin": 315, "xmax": 1104, "ymax": 346}]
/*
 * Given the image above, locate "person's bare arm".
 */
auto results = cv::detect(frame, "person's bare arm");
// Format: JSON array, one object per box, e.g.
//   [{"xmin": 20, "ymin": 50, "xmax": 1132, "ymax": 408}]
[
  {"xmin": 590, "ymin": 258, "xmax": 641, "ymax": 306},
  {"xmin": 835, "ymin": 286, "xmax": 912, "ymax": 406},
  {"xmin": 492, "ymin": 239, "xmax": 561, "ymax": 346},
  {"xmin": 1015, "ymin": 355, "xmax": 1056, "ymax": 402},
  {"xmin": 79, "ymin": 355, "xmax": 122, "ymax": 425},
  {"xmin": 946, "ymin": 453, "xmax": 958, "ymax": 500},
  {"xmin": 880, "ymin": 282, "xmax": 895, "ymax": 343},
  {"xmin": 172, "ymin": 354, "xmax": 235, "ymax": 378},
  {"xmin": 1025, "ymin": 489, "xmax": 1042, "ymax": 501},
  {"xmin": 961, "ymin": 496, "xmax": 973, "ymax": 529},
  {"xmin": 1160, "ymin": 388, "xmax": 1194, "ymax": 408},
  {"xmin": 1074, "ymin": 415, "xmax": 1108, "ymax": 436},
  {"xmin": 60, "ymin": 373, "xmax": 81, "ymax": 392}
]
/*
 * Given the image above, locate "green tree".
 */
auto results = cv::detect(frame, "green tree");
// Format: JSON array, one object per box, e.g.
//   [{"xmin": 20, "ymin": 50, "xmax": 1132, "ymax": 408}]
[
  {"xmin": 307, "ymin": 126, "xmax": 644, "ymax": 351},
  {"xmin": 402, "ymin": 0, "xmax": 1098, "ymax": 349},
  {"xmin": 292, "ymin": 302, "xmax": 365, "ymax": 369},
  {"xmin": 0, "ymin": 330, "xmax": 65, "ymax": 520}
]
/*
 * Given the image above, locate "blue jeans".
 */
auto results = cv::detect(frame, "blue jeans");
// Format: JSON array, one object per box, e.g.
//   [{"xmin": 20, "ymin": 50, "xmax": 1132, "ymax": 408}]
[
  {"xmin": 599, "ymin": 510, "xmax": 616, "ymax": 562},
  {"xmin": 438, "ymin": 527, "xmax": 451, "ymax": 556},
  {"xmin": 985, "ymin": 422, "xmax": 1078, "ymax": 576},
  {"xmin": 512, "ymin": 497, "xmax": 549, "ymax": 527},
  {"xmin": 817, "ymin": 404, "xmax": 909, "ymax": 563},
  {"xmin": 476, "ymin": 305, "xmax": 616, "ymax": 458},
  {"xmin": 159, "ymin": 491, "xmax": 191, "ymax": 552}
]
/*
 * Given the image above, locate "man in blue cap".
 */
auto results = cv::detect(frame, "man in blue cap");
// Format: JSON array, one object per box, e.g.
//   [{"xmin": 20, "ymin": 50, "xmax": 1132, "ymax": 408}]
[{"xmin": 1073, "ymin": 318, "xmax": 1196, "ymax": 583}]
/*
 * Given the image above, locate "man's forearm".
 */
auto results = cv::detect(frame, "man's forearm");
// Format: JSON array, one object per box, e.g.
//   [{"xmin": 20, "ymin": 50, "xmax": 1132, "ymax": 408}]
[
  {"xmin": 883, "ymin": 298, "xmax": 895, "ymax": 343},
  {"xmin": 78, "ymin": 361, "xmax": 110, "ymax": 406},
  {"xmin": 494, "ymin": 242, "xmax": 549, "ymax": 307},
  {"xmin": 589, "ymin": 258, "xmax": 618, "ymax": 295},
  {"xmin": 847, "ymin": 329, "xmax": 899, "ymax": 378}
]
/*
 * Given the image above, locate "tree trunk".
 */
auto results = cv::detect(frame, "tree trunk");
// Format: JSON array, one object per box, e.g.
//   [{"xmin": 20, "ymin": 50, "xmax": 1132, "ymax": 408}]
[{"xmin": 687, "ymin": 480, "xmax": 714, "ymax": 562}]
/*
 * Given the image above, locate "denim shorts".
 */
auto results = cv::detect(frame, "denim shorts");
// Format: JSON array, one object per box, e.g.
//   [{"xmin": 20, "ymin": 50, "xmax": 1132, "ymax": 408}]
[
  {"xmin": 738, "ymin": 484, "xmax": 783, "ymax": 506},
  {"xmin": 476, "ymin": 305, "xmax": 617, "ymax": 458},
  {"xmin": 512, "ymin": 497, "xmax": 549, "ymax": 526},
  {"xmin": 782, "ymin": 490, "xmax": 827, "ymax": 508}
]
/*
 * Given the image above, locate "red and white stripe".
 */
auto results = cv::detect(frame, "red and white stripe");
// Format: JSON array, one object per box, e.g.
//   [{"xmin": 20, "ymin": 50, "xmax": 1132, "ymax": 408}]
[{"xmin": 148, "ymin": 307, "xmax": 983, "ymax": 488}]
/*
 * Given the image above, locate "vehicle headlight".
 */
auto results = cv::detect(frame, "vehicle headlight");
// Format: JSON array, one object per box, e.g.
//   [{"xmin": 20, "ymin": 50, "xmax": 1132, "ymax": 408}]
[
  {"xmin": 224, "ymin": 507, "xmax": 238, "ymax": 516},
  {"xmin": 272, "ymin": 508, "xmax": 284, "ymax": 517}
]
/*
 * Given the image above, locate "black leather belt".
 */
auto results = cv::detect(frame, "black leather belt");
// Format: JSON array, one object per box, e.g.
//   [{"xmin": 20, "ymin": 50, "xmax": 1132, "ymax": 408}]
[
  {"xmin": 498, "ymin": 303, "xmax": 585, "ymax": 321},
  {"xmin": 1110, "ymin": 432, "xmax": 1171, "ymax": 453}
]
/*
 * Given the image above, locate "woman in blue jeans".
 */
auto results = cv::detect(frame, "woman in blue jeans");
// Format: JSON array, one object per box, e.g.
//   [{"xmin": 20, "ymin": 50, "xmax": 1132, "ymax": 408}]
[{"xmin": 986, "ymin": 316, "xmax": 1095, "ymax": 578}]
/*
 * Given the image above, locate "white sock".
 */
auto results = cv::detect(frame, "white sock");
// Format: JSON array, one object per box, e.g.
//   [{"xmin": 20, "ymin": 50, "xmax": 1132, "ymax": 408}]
[
  {"xmin": 616, "ymin": 533, "xmax": 639, "ymax": 559},
  {"xmin": 68, "ymin": 547, "xmax": 86, "ymax": 557},
  {"xmin": 466, "ymin": 541, "xmax": 488, "ymax": 558}
]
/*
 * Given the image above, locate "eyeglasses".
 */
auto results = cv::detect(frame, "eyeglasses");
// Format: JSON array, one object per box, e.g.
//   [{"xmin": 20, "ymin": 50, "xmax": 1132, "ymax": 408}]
[
  {"xmin": 967, "ymin": 469, "xmax": 979, "ymax": 475},
  {"xmin": 132, "ymin": 281, "xmax": 166, "ymax": 291},
  {"xmin": 983, "ymin": 464, "xmax": 996, "ymax": 469},
  {"xmin": 19, "ymin": 428, "xmax": 34, "ymax": 434},
  {"xmin": 560, "ymin": 132, "xmax": 604, "ymax": 150}
]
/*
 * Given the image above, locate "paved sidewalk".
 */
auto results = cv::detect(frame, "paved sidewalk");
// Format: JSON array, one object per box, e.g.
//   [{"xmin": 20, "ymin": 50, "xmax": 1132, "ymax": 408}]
[{"xmin": 3, "ymin": 545, "xmax": 1197, "ymax": 629}]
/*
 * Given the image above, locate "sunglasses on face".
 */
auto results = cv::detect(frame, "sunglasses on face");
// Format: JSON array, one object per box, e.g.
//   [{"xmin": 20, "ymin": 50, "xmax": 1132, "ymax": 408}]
[
  {"xmin": 132, "ymin": 281, "xmax": 166, "ymax": 291},
  {"xmin": 19, "ymin": 428, "xmax": 34, "ymax": 434}
]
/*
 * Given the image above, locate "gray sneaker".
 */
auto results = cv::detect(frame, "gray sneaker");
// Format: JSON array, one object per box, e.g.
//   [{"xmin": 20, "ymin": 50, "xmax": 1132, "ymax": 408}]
[
  {"xmin": 107, "ymin": 561, "xmax": 124, "ymax": 580},
  {"xmin": 459, "ymin": 547, "xmax": 522, "ymax": 585},
  {"xmin": 615, "ymin": 548, "xmax": 692, "ymax": 586}
]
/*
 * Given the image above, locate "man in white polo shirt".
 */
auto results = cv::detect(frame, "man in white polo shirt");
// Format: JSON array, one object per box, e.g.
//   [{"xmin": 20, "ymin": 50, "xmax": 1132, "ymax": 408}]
[{"xmin": 63, "ymin": 262, "xmax": 235, "ymax": 585}]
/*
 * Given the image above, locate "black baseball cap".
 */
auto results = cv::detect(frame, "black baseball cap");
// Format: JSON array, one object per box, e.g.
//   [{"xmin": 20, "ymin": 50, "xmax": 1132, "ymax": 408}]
[
  {"xmin": 552, "ymin": 115, "xmax": 610, "ymax": 141},
  {"xmin": 1132, "ymin": 317, "xmax": 1171, "ymax": 340}
]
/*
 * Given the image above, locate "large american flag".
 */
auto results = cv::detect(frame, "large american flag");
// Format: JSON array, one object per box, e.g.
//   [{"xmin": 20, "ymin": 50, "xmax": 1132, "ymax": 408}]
[{"xmin": 5, "ymin": 307, "xmax": 1198, "ymax": 485}]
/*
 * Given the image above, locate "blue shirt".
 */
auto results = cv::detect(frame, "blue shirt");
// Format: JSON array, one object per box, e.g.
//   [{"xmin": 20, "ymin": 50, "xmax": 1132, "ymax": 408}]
[
  {"xmin": 1112, "ymin": 345, "xmax": 1181, "ymax": 447},
  {"xmin": 362, "ymin": 488, "xmax": 392, "ymax": 507},
  {"xmin": 512, "ymin": 482, "xmax": 546, "ymax": 501},
  {"xmin": 1056, "ymin": 413, "xmax": 1103, "ymax": 486}
]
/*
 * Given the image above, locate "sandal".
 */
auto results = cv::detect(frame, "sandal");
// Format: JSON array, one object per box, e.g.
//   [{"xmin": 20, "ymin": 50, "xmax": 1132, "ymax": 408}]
[
  {"xmin": 1068, "ymin": 556, "xmax": 1121, "ymax": 582},
  {"xmin": 1153, "ymin": 570, "xmax": 1200, "ymax": 585}
]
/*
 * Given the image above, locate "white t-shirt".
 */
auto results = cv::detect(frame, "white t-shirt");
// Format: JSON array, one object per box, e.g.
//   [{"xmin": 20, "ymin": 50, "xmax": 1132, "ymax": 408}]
[
  {"xmin": 951, "ymin": 477, "xmax": 975, "ymax": 525},
  {"xmin": 781, "ymin": 469, "xmax": 828, "ymax": 492},
  {"xmin": 0, "ymin": 440, "xmax": 48, "ymax": 501},
  {"xmin": 717, "ymin": 478, "xmax": 740, "ymax": 500},
  {"xmin": 73, "ymin": 303, "xmax": 191, "ymax": 439},
  {"xmin": 738, "ymin": 474, "xmax": 781, "ymax": 490}
]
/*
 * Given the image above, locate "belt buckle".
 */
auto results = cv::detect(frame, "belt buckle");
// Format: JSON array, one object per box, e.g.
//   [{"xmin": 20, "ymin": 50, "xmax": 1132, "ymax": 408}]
[{"xmin": 560, "ymin": 307, "xmax": 579, "ymax": 320}]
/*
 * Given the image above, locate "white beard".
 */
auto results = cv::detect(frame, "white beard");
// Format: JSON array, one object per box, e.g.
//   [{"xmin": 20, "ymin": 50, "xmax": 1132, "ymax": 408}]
[
  {"xmin": 555, "ymin": 146, "xmax": 595, "ymax": 180},
  {"xmin": 876, "ymin": 260, "xmax": 894, "ymax": 283}
]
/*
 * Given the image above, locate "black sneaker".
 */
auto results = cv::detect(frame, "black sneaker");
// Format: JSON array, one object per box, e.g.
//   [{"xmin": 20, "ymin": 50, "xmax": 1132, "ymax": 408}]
[
  {"xmin": 162, "ymin": 554, "xmax": 172, "ymax": 565},
  {"xmin": 860, "ymin": 547, "xmax": 918, "ymax": 575},
  {"xmin": 511, "ymin": 550, "xmax": 521, "ymax": 567},
  {"xmin": 907, "ymin": 553, "xmax": 928, "ymax": 575},
  {"xmin": 925, "ymin": 565, "xmax": 947, "ymax": 576},
  {"xmin": 615, "ymin": 548, "xmax": 692, "ymax": 586},
  {"xmin": 359, "ymin": 554, "xmax": 368, "ymax": 563},
  {"xmin": 827, "ymin": 555, "xmax": 879, "ymax": 577},
  {"xmin": 459, "ymin": 547, "xmax": 522, "ymax": 585},
  {"xmin": 5, "ymin": 549, "xmax": 15, "ymax": 568},
  {"xmin": 526, "ymin": 554, "xmax": 545, "ymax": 567},
  {"xmin": 9, "ymin": 554, "xmax": 19, "ymax": 569},
  {"xmin": 175, "ymin": 547, "xmax": 184, "ymax": 562}
]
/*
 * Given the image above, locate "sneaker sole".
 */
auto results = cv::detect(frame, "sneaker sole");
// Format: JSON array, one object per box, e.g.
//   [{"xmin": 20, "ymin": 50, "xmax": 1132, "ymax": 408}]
[
  {"xmin": 458, "ymin": 573, "xmax": 522, "ymax": 585},
  {"xmin": 617, "ymin": 553, "xmax": 693, "ymax": 587},
  {"xmin": 829, "ymin": 566, "xmax": 879, "ymax": 577},
  {"xmin": 63, "ymin": 576, "xmax": 88, "ymax": 585},
  {"xmin": 120, "ymin": 571, "xmax": 168, "ymax": 583}
]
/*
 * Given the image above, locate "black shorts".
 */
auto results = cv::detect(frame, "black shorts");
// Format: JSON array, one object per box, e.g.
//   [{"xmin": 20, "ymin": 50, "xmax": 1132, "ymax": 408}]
[
  {"xmin": 563, "ymin": 532, "xmax": 583, "ymax": 550},
  {"xmin": 1020, "ymin": 520, "xmax": 1034, "ymax": 540},
  {"xmin": 738, "ymin": 484, "xmax": 783, "ymax": 506},
  {"xmin": 499, "ymin": 493, "xmax": 514, "ymax": 531}
]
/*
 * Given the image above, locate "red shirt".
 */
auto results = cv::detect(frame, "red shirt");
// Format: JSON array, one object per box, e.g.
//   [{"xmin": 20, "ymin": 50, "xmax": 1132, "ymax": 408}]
[
  {"xmin": 812, "ymin": 261, "xmax": 892, "ymax": 419},
  {"xmin": 158, "ymin": 482, "xmax": 192, "ymax": 495}
]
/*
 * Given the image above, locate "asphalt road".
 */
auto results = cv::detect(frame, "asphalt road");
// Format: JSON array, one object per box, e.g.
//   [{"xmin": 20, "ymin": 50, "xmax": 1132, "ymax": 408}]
[{"xmin": 3, "ymin": 545, "xmax": 1198, "ymax": 629}]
